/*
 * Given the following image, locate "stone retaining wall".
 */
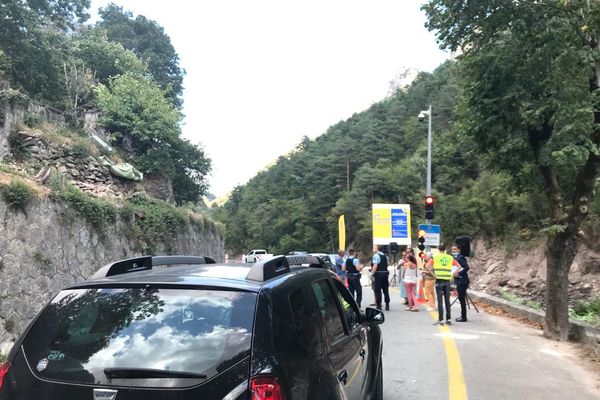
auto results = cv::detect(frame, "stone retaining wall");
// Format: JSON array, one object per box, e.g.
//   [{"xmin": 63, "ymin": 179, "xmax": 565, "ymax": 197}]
[{"xmin": 0, "ymin": 197, "xmax": 224, "ymax": 353}]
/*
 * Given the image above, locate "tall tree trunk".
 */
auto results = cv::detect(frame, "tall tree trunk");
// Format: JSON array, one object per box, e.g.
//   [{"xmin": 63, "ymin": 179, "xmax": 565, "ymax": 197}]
[{"xmin": 544, "ymin": 231, "xmax": 578, "ymax": 340}]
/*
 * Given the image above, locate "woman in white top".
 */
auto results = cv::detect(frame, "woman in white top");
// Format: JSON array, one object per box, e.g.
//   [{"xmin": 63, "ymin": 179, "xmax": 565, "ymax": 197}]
[{"xmin": 402, "ymin": 253, "xmax": 420, "ymax": 311}]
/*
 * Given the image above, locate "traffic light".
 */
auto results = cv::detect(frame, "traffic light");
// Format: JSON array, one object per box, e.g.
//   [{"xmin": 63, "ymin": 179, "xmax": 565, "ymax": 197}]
[
  {"xmin": 418, "ymin": 229, "xmax": 426, "ymax": 251},
  {"xmin": 424, "ymin": 195, "xmax": 435, "ymax": 220}
]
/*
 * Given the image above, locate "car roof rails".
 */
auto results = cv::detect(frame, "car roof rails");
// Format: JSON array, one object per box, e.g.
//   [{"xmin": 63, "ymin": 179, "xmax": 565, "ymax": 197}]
[
  {"xmin": 246, "ymin": 255, "xmax": 326, "ymax": 282},
  {"xmin": 91, "ymin": 255, "xmax": 216, "ymax": 279}
]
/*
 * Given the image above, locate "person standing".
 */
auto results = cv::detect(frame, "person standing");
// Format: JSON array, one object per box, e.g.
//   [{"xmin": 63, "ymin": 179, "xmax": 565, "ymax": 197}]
[
  {"xmin": 344, "ymin": 248, "xmax": 363, "ymax": 308},
  {"xmin": 335, "ymin": 249, "xmax": 347, "ymax": 284},
  {"xmin": 371, "ymin": 245, "xmax": 390, "ymax": 311},
  {"xmin": 402, "ymin": 252, "xmax": 419, "ymax": 311},
  {"xmin": 426, "ymin": 244, "xmax": 460, "ymax": 325},
  {"xmin": 397, "ymin": 251, "xmax": 407, "ymax": 305},
  {"xmin": 421, "ymin": 254, "xmax": 436, "ymax": 312},
  {"xmin": 452, "ymin": 243, "xmax": 470, "ymax": 322}
]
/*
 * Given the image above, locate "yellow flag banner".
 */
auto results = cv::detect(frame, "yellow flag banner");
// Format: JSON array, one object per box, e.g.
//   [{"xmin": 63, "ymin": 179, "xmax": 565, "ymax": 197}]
[{"xmin": 338, "ymin": 215, "xmax": 346, "ymax": 251}]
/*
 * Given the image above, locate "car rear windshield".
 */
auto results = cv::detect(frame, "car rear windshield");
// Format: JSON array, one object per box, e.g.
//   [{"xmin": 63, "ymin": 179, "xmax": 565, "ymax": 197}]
[{"xmin": 21, "ymin": 287, "xmax": 256, "ymax": 387}]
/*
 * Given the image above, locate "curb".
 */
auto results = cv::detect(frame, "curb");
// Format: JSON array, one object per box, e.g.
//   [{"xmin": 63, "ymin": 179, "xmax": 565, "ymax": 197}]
[{"xmin": 469, "ymin": 290, "xmax": 600, "ymax": 348}]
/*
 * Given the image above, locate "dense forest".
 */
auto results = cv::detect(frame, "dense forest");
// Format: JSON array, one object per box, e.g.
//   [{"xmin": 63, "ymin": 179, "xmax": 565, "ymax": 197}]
[
  {"xmin": 0, "ymin": 0, "xmax": 210, "ymax": 204},
  {"xmin": 214, "ymin": 62, "xmax": 549, "ymax": 256}
]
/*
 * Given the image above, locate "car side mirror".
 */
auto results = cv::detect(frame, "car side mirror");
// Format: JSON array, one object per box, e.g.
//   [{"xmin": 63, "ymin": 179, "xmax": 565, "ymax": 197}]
[{"xmin": 364, "ymin": 307, "xmax": 385, "ymax": 325}]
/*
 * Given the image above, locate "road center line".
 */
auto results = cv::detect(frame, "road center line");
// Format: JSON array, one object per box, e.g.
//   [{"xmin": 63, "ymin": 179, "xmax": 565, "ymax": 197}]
[
  {"xmin": 427, "ymin": 310, "xmax": 468, "ymax": 400},
  {"xmin": 390, "ymin": 286, "xmax": 468, "ymax": 399}
]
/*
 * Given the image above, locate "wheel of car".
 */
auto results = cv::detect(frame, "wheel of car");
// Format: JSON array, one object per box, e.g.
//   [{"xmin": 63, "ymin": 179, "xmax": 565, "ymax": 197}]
[{"xmin": 373, "ymin": 359, "xmax": 383, "ymax": 400}]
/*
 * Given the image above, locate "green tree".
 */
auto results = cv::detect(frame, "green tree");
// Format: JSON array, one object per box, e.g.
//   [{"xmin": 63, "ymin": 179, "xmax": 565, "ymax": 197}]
[
  {"xmin": 97, "ymin": 4, "xmax": 185, "ymax": 108},
  {"xmin": 0, "ymin": 0, "xmax": 90, "ymax": 103},
  {"xmin": 423, "ymin": 0, "xmax": 600, "ymax": 340},
  {"xmin": 72, "ymin": 28, "xmax": 147, "ymax": 85},
  {"xmin": 95, "ymin": 73, "xmax": 210, "ymax": 203},
  {"xmin": 95, "ymin": 73, "xmax": 180, "ymax": 153}
]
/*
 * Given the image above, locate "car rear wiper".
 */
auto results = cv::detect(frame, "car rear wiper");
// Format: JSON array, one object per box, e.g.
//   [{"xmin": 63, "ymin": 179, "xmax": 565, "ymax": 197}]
[{"xmin": 104, "ymin": 368, "xmax": 207, "ymax": 380}]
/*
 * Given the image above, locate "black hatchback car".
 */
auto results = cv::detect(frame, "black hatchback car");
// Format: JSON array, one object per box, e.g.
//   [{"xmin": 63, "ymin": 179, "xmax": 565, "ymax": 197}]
[{"xmin": 0, "ymin": 254, "xmax": 384, "ymax": 400}]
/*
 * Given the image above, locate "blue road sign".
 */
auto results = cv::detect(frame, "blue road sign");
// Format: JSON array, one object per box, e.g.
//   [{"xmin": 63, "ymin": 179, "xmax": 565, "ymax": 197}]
[{"xmin": 418, "ymin": 224, "xmax": 441, "ymax": 246}]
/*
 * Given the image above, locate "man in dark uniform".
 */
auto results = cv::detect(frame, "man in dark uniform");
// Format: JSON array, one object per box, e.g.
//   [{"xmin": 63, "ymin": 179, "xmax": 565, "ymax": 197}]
[
  {"xmin": 344, "ymin": 248, "xmax": 363, "ymax": 308},
  {"xmin": 452, "ymin": 243, "xmax": 470, "ymax": 322},
  {"xmin": 371, "ymin": 245, "xmax": 390, "ymax": 311}
]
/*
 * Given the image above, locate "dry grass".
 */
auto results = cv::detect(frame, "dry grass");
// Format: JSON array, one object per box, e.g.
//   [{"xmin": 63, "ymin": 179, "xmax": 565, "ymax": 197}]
[{"xmin": 0, "ymin": 172, "xmax": 49, "ymax": 197}]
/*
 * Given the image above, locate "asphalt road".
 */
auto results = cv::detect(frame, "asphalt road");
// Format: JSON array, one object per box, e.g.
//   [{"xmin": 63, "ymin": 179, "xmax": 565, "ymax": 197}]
[{"xmin": 361, "ymin": 281, "xmax": 600, "ymax": 400}]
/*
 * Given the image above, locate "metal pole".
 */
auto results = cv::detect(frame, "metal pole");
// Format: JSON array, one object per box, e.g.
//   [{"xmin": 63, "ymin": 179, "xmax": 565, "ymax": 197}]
[{"xmin": 426, "ymin": 104, "xmax": 432, "ymax": 225}]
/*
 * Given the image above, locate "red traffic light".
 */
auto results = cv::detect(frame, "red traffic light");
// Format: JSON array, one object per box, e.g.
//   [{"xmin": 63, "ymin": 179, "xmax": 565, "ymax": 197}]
[{"xmin": 424, "ymin": 196, "xmax": 435, "ymax": 206}]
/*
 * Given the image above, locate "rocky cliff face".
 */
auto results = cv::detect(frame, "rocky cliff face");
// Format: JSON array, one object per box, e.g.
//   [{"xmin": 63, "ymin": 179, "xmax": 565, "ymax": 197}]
[
  {"xmin": 0, "ymin": 197, "xmax": 223, "ymax": 353},
  {"xmin": 469, "ymin": 239, "xmax": 600, "ymax": 305}
]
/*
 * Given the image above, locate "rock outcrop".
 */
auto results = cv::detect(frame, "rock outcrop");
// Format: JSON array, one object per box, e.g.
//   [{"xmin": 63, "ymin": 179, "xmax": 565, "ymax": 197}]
[{"xmin": 469, "ymin": 239, "xmax": 600, "ymax": 305}]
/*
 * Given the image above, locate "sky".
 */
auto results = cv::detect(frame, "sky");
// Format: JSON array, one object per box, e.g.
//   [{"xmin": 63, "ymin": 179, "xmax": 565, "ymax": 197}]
[{"xmin": 89, "ymin": 0, "xmax": 449, "ymax": 197}]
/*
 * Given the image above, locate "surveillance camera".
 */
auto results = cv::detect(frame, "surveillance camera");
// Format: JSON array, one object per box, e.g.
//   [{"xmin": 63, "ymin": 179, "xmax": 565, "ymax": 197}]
[{"xmin": 418, "ymin": 112, "xmax": 426, "ymax": 122}]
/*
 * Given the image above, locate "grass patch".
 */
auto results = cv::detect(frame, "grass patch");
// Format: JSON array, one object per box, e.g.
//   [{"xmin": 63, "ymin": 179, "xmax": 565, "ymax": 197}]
[
  {"xmin": 0, "ymin": 178, "xmax": 35, "ymax": 212},
  {"xmin": 121, "ymin": 194, "xmax": 188, "ymax": 254},
  {"xmin": 71, "ymin": 137, "xmax": 96, "ymax": 158},
  {"xmin": 499, "ymin": 288, "xmax": 542, "ymax": 309},
  {"xmin": 54, "ymin": 185, "xmax": 117, "ymax": 233},
  {"xmin": 33, "ymin": 252, "xmax": 52, "ymax": 268},
  {"xmin": 3, "ymin": 319, "xmax": 14, "ymax": 334},
  {"xmin": 570, "ymin": 297, "xmax": 600, "ymax": 325}
]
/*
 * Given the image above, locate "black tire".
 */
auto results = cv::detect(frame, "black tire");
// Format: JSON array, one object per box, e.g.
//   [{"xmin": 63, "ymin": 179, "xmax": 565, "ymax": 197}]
[{"xmin": 373, "ymin": 359, "xmax": 383, "ymax": 400}]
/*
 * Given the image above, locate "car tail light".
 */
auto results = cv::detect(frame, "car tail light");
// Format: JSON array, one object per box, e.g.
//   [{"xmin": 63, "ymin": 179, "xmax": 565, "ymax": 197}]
[
  {"xmin": 0, "ymin": 361, "xmax": 11, "ymax": 391},
  {"xmin": 250, "ymin": 376, "xmax": 284, "ymax": 400}
]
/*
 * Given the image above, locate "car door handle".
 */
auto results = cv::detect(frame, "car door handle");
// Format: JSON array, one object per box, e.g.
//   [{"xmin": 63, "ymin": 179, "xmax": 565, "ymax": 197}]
[
  {"xmin": 338, "ymin": 370, "xmax": 348, "ymax": 385},
  {"xmin": 359, "ymin": 348, "xmax": 366, "ymax": 358}
]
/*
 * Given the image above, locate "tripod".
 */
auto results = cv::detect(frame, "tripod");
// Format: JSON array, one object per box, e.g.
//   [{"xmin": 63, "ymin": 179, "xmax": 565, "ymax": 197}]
[
  {"xmin": 451, "ymin": 291, "xmax": 480, "ymax": 313},
  {"xmin": 389, "ymin": 269, "xmax": 399, "ymax": 286}
]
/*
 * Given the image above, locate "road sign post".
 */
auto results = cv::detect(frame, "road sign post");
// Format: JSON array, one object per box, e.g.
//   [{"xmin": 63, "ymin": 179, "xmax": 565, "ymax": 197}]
[{"xmin": 417, "ymin": 224, "xmax": 441, "ymax": 248}]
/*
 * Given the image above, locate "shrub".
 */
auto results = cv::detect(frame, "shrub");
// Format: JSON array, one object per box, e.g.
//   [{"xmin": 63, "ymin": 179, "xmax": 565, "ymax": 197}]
[
  {"xmin": 23, "ymin": 112, "xmax": 41, "ymax": 128},
  {"xmin": 1, "ymin": 178, "xmax": 35, "ymax": 212},
  {"xmin": 121, "ymin": 194, "xmax": 187, "ymax": 254},
  {"xmin": 3, "ymin": 319, "xmax": 14, "ymax": 333},
  {"xmin": 570, "ymin": 297, "xmax": 600, "ymax": 325},
  {"xmin": 71, "ymin": 138, "xmax": 95, "ymax": 158},
  {"xmin": 55, "ymin": 185, "xmax": 117, "ymax": 232}
]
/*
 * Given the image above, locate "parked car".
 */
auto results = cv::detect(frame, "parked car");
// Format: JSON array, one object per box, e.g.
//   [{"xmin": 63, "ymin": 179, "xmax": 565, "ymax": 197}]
[
  {"xmin": 309, "ymin": 253, "xmax": 337, "ymax": 272},
  {"xmin": 242, "ymin": 249, "xmax": 273, "ymax": 263},
  {"xmin": 0, "ymin": 255, "xmax": 384, "ymax": 399}
]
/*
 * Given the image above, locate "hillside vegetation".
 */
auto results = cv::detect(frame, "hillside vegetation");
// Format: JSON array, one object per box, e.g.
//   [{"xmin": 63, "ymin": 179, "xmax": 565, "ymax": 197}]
[
  {"xmin": 0, "ymin": 1, "xmax": 210, "ymax": 204},
  {"xmin": 215, "ymin": 62, "xmax": 552, "ymax": 256}
]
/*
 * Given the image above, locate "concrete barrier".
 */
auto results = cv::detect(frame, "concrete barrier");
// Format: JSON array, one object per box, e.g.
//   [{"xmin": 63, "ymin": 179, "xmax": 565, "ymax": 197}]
[{"xmin": 469, "ymin": 290, "xmax": 600, "ymax": 348}]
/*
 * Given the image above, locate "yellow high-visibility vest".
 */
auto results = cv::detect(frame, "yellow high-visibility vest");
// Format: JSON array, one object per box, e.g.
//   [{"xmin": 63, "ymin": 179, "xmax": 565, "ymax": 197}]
[{"xmin": 433, "ymin": 253, "xmax": 453, "ymax": 281}]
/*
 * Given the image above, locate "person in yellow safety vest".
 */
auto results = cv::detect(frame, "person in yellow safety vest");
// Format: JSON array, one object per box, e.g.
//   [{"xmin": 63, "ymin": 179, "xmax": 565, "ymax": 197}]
[{"xmin": 425, "ymin": 244, "xmax": 461, "ymax": 326}]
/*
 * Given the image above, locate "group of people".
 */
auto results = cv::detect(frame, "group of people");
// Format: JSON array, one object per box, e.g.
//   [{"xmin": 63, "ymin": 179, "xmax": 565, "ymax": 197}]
[
  {"xmin": 333, "ymin": 246, "xmax": 392, "ymax": 311},
  {"xmin": 335, "ymin": 242, "xmax": 471, "ymax": 325},
  {"xmin": 399, "ymin": 243, "xmax": 470, "ymax": 325}
]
